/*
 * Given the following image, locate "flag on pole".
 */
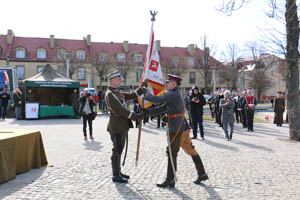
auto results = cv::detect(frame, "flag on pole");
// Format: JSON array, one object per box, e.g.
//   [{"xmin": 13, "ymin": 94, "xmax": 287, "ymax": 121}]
[
  {"xmin": 138, "ymin": 22, "xmax": 165, "ymax": 108},
  {"xmin": 0, "ymin": 71, "xmax": 9, "ymax": 89}
]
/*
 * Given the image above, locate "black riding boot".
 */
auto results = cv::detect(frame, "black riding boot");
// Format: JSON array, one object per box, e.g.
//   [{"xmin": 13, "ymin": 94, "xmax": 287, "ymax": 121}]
[
  {"xmin": 118, "ymin": 155, "xmax": 130, "ymax": 179},
  {"xmin": 111, "ymin": 155, "xmax": 127, "ymax": 183},
  {"xmin": 192, "ymin": 155, "xmax": 209, "ymax": 184},
  {"xmin": 157, "ymin": 157, "xmax": 176, "ymax": 188}
]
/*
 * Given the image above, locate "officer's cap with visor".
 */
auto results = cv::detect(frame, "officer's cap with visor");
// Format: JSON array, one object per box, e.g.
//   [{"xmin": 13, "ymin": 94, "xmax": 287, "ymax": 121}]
[
  {"xmin": 192, "ymin": 85, "xmax": 199, "ymax": 91},
  {"xmin": 107, "ymin": 70, "xmax": 124, "ymax": 81},
  {"xmin": 167, "ymin": 74, "xmax": 182, "ymax": 86}
]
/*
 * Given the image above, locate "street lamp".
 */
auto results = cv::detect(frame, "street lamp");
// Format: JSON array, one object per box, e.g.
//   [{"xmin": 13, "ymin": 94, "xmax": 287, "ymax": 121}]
[
  {"xmin": 6, "ymin": 56, "xmax": 10, "ymax": 67},
  {"xmin": 63, "ymin": 53, "xmax": 72, "ymax": 78}
]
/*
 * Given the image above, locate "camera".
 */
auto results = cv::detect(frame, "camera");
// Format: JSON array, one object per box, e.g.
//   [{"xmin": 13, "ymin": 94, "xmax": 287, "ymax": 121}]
[{"xmin": 193, "ymin": 97, "xmax": 199, "ymax": 101}]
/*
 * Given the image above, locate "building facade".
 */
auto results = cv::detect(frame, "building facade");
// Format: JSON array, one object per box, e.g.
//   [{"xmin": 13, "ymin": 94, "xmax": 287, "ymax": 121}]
[{"xmin": 0, "ymin": 30, "xmax": 222, "ymax": 94}]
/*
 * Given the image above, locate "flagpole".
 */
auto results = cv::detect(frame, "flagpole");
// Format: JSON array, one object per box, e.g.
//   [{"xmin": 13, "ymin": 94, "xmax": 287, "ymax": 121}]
[{"xmin": 135, "ymin": 10, "xmax": 158, "ymax": 167}]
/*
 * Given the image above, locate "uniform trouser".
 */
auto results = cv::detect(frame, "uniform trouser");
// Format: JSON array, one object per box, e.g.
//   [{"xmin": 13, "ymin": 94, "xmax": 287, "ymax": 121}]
[
  {"xmin": 240, "ymin": 110, "xmax": 247, "ymax": 127},
  {"xmin": 72, "ymin": 104, "xmax": 79, "ymax": 116},
  {"xmin": 15, "ymin": 106, "xmax": 22, "ymax": 119},
  {"xmin": 82, "ymin": 114, "xmax": 93, "ymax": 136},
  {"xmin": 0, "ymin": 104, "xmax": 7, "ymax": 119},
  {"xmin": 191, "ymin": 114, "xmax": 204, "ymax": 138},
  {"xmin": 235, "ymin": 110, "xmax": 240, "ymax": 123},
  {"xmin": 274, "ymin": 111, "xmax": 284, "ymax": 125},
  {"xmin": 222, "ymin": 122, "xmax": 234, "ymax": 139},
  {"xmin": 166, "ymin": 129, "xmax": 206, "ymax": 181},
  {"xmin": 246, "ymin": 110, "xmax": 254, "ymax": 130},
  {"xmin": 110, "ymin": 131, "xmax": 128, "ymax": 177}
]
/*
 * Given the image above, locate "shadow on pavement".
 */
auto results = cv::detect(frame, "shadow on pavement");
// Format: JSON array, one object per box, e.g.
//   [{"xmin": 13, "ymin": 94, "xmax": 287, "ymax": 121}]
[
  {"xmin": 201, "ymin": 139, "xmax": 239, "ymax": 152},
  {"xmin": 115, "ymin": 183, "xmax": 153, "ymax": 200},
  {"xmin": 83, "ymin": 140, "xmax": 103, "ymax": 151},
  {"xmin": 200, "ymin": 183, "xmax": 223, "ymax": 200},
  {"xmin": 170, "ymin": 187, "xmax": 193, "ymax": 200},
  {"xmin": 231, "ymin": 139, "xmax": 275, "ymax": 153},
  {"xmin": 0, "ymin": 167, "xmax": 46, "ymax": 199}
]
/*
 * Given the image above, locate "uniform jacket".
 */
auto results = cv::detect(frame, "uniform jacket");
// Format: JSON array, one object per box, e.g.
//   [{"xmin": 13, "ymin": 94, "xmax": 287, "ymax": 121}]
[
  {"xmin": 144, "ymin": 87, "xmax": 190, "ymax": 134},
  {"xmin": 105, "ymin": 87, "xmax": 138, "ymax": 133},
  {"xmin": 219, "ymin": 98, "xmax": 235, "ymax": 124},
  {"xmin": 189, "ymin": 93, "xmax": 206, "ymax": 115},
  {"xmin": 243, "ymin": 96, "xmax": 257, "ymax": 110},
  {"xmin": 274, "ymin": 97, "xmax": 285, "ymax": 113}
]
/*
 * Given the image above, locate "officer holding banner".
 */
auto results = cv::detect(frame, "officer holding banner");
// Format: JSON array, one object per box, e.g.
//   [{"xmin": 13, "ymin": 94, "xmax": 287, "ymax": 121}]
[{"xmin": 141, "ymin": 74, "xmax": 208, "ymax": 188}]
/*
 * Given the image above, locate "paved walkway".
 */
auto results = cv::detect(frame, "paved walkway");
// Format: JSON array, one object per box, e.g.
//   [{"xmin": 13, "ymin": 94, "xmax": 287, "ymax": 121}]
[{"xmin": 0, "ymin": 116, "xmax": 299, "ymax": 199}]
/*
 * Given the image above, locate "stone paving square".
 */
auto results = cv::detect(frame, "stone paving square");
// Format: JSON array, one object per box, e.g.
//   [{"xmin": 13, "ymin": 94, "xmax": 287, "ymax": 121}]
[{"xmin": 0, "ymin": 116, "xmax": 299, "ymax": 200}]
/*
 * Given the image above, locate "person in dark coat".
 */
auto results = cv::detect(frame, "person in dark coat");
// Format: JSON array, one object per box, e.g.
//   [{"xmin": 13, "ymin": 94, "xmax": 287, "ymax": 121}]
[
  {"xmin": 243, "ymin": 89, "xmax": 257, "ymax": 132},
  {"xmin": 189, "ymin": 86, "xmax": 206, "ymax": 140},
  {"xmin": 273, "ymin": 91, "xmax": 285, "ymax": 126},
  {"xmin": 133, "ymin": 98, "xmax": 141, "ymax": 128},
  {"xmin": 78, "ymin": 88, "xmax": 96, "ymax": 140},
  {"xmin": 97, "ymin": 90, "xmax": 103, "ymax": 112},
  {"xmin": 26, "ymin": 89, "xmax": 35, "ymax": 102},
  {"xmin": 0, "ymin": 88, "xmax": 11, "ymax": 120},
  {"xmin": 13, "ymin": 88, "xmax": 23, "ymax": 119},
  {"xmin": 70, "ymin": 89, "xmax": 79, "ymax": 117},
  {"xmin": 238, "ymin": 90, "xmax": 247, "ymax": 128},
  {"xmin": 142, "ymin": 74, "xmax": 208, "ymax": 188},
  {"xmin": 220, "ymin": 90, "xmax": 235, "ymax": 141}
]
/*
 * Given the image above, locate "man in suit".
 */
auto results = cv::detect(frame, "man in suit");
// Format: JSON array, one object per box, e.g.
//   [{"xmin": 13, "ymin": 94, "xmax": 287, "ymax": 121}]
[{"xmin": 105, "ymin": 71, "xmax": 144, "ymax": 183}]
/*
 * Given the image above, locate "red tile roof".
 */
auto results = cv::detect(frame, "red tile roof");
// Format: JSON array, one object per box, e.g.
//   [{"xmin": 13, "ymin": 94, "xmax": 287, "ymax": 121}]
[{"xmin": 0, "ymin": 34, "xmax": 220, "ymax": 66}]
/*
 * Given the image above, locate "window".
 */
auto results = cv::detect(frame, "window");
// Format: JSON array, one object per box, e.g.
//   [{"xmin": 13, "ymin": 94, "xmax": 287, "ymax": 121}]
[
  {"xmin": 77, "ymin": 67, "xmax": 85, "ymax": 80},
  {"xmin": 37, "ymin": 66, "xmax": 44, "ymax": 73},
  {"xmin": 57, "ymin": 48, "xmax": 66, "ymax": 60},
  {"xmin": 16, "ymin": 47, "xmax": 25, "ymax": 58},
  {"xmin": 187, "ymin": 57, "xmax": 194, "ymax": 66},
  {"xmin": 37, "ymin": 48, "xmax": 46, "ymax": 59},
  {"xmin": 117, "ymin": 53, "xmax": 125, "ymax": 62},
  {"xmin": 134, "ymin": 54, "xmax": 143, "ymax": 63},
  {"xmin": 57, "ymin": 66, "xmax": 65, "ymax": 75},
  {"xmin": 190, "ymin": 71, "xmax": 195, "ymax": 84},
  {"xmin": 99, "ymin": 54, "xmax": 107, "ymax": 62},
  {"xmin": 172, "ymin": 56, "xmax": 179, "ymax": 65},
  {"xmin": 76, "ymin": 50, "xmax": 85, "ymax": 60},
  {"xmin": 16, "ymin": 66, "xmax": 25, "ymax": 80},
  {"xmin": 136, "ymin": 68, "xmax": 143, "ymax": 82}
]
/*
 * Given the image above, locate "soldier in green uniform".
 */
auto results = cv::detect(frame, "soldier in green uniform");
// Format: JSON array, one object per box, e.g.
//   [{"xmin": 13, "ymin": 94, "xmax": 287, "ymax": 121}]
[
  {"xmin": 142, "ymin": 74, "xmax": 209, "ymax": 188},
  {"xmin": 105, "ymin": 71, "xmax": 144, "ymax": 183},
  {"xmin": 273, "ymin": 91, "xmax": 285, "ymax": 126}
]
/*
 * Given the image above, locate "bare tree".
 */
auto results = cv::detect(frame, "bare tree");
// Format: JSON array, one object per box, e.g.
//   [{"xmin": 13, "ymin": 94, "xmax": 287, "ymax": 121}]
[
  {"xmin": 217, "ymin": 0, "xmax": 300, "ymax": 141},
  {"xmin": 248, "ymin": 70, "xmax": 272, "ymax": 103},
  {"xmin": 161, "ymin": 56, "xmax": 189, "ymax": 77},
  {"xmin": 195, "ymin": 35, "xmax": 219, "ymax": 94},
  {"xmin": 56, "ymin": 51, "xmax": 86, "ymax": 78},
  {"xmin": 90, "ymin": 55, "xmax": 112, "ymax": 89},
  {"xmin": 112, "ymin": 54, "xmax": 135, "ymax": 89}
]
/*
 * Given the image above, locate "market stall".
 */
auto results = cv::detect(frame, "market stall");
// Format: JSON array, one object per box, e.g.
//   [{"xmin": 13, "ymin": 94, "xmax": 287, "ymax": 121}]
[{"xmin": 24, "ymin": 64, "xmax": 79, "ymax": 119}]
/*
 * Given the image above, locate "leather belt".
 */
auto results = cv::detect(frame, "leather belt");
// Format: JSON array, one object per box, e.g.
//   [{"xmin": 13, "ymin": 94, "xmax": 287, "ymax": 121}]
[{"xmin": 168, "ymin": 113, "xmax": 184, "ymax": 119}]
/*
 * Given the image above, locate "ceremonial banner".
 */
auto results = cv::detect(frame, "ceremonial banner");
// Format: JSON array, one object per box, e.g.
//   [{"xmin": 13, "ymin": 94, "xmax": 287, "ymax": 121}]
[
  {"xmin": 0, "ymin": 71, "xmax": 9, "ymax": 89},
  {"xmin": 138, "ymin": 23, "xmax": 165, "ymax": 108}
]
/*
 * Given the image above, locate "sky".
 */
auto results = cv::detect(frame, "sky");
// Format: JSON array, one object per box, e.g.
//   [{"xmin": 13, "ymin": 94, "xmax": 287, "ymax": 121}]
[{"xmin": 1, "ymin": 0, "xmax": 277, "ymax": 60}]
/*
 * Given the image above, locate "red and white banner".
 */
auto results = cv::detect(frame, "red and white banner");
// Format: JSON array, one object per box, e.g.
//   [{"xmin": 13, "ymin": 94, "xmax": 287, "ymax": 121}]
[{"xmin": 138, "ymin": 23, "xmax": 165, "ymax": 108}]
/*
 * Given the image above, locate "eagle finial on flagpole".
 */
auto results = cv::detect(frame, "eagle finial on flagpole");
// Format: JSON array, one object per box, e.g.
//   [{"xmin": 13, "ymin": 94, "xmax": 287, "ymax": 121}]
[{"xmin": 150, "ymin": 10, "xmax": 158, "ymax": 22}]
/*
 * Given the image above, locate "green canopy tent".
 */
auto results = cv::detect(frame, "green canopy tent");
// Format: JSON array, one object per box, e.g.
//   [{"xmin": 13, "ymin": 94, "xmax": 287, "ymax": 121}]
[{"xmin": 24, "ymin": 64, "xmax": 80, "ymax": 106}]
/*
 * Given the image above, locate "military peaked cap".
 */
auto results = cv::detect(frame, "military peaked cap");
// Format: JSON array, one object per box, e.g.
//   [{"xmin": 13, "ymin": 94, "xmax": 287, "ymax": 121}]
[
  {"xmin": 107, "ymin": 70, "xmax": 122, "ymax": 80},
  {"xmin": 167, "ymin": 74, "xmax": 182, "ymax": 83}
]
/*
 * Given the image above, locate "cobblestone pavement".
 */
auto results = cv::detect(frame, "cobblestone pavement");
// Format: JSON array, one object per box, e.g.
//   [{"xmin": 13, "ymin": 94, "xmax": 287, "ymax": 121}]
[{"xmin": 0, "ymin": 116, "xmax": 300, "ymax": 200}]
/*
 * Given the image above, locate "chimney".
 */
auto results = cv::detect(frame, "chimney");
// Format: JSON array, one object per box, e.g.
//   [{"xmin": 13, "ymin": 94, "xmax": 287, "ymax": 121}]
[
  {"xmin": 187, "ymin": 44, "xmax": 195, "ymax": 56},
  {"xmin": 7, "ymin": 29, "xmax": 14, "ymax": 45},
  {"xmin": 123, "ymin": 41, "xmax": 129, "ymax": 52},
  {"xmin": 156, "ymin": 40, "xmax": 161, "ymax": 51},
  {"xmin": 86, "ymin": 34, "xmax": 91, "ymax": 47},
  {"xmin": 50, "ymin": 35, "xmax": 55, "ymax": 48}
]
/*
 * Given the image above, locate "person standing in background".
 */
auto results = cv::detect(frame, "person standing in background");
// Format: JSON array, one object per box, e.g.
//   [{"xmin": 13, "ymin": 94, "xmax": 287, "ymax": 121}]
[
  {"xmin": 26, "ymin": 89, "xmax": 35, "ymax": 102},
  {"xmin": 98, "ymin": 89, "xmax": 103, "ymax": 113},
  {"xmin": 93, "ymin": 92, "xmax": 99, "ymax": 113},
  {"xmin": 244, "ymin": 88, "xmax": 257, "ymax": 132},
  {"xmin": 220, "ymin": 90, "xmax": 235, "ymax": 141},
  {"xmin": 0, "ymin": 88, "xmax": 10, "ymax": 120},
  {"xmin": 189, "ymin": 86, "xmax": 206, "ymax": 140},
  {"xmin": 13, "ymin": 88, "xmax": 23, "ymax": 120},
  {"xmin": 273, "ymin": 91, "xmax": 285, "ymax": 126},
  {"xmin": 70, "ymin": 89, "xmax": 79, "ymax": 118}
]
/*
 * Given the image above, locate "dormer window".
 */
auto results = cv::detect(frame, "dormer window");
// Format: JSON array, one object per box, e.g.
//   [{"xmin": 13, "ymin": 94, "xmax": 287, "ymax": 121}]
[
  {"xmin": 134, "ymin": 54, "xmax": 143, "ymax": 63},
  {"xmin": 16, "ymin": 47, "xmax": 25, "ymax": 58},
  {"xmin": 76, "ymin": 50, "xmax": 85, "ymax": 60},
  {"xmin": 57, "ymin": 48, "xmax": 66, "ymax": 60},
  {"xmin": 187, "ymin": 57, "xmax": 194, "ymax": 66},
  {"xmin": 117, "ymin": 53, "xmax": 125, "ymax": 62},
  {"xmin": 37, "ymin": 48, "xmax": 46, "ymax": 59}
]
